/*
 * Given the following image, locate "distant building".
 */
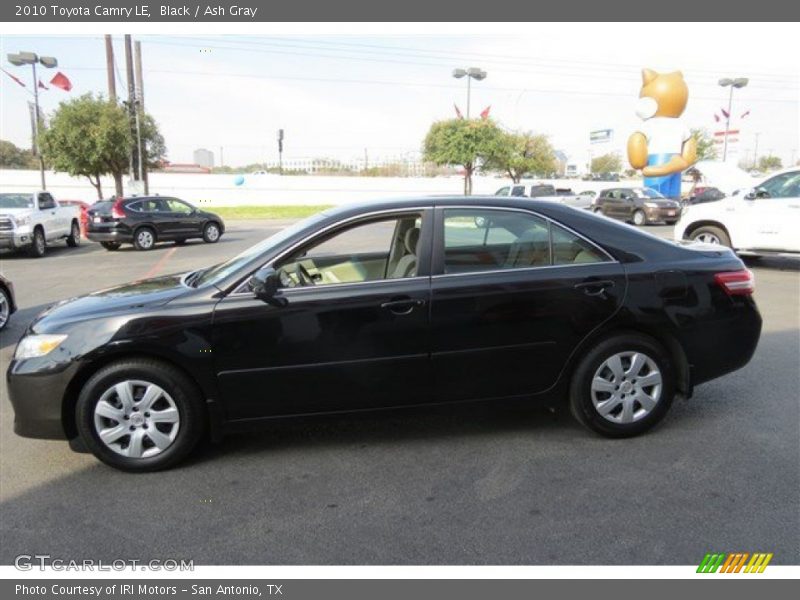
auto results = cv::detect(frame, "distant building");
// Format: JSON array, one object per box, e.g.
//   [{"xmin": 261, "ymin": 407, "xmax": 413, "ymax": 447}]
[{"xmin": 193, "ymin": 148, "xmax": 215, "ymax": 169}]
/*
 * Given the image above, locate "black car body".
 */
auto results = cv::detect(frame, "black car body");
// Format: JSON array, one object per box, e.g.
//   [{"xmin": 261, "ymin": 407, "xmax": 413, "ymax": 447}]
[
  {"xmin": 685, "ymin": 187, "xmax": 726, "ymax": 205},
  {"xmin": 0, "ymin": 273, "xmax": 16, "ymax": 331},
  {"xmin": 86, "ymin": 196, "xmax": 225, "ymax": 250},
  {"xmin": 7, "ymin": 197, "xmax": 761, "ymax": 471},
  {"xmin": 594, "ymin": 187, "xmax": 682, "ymax": 225}
]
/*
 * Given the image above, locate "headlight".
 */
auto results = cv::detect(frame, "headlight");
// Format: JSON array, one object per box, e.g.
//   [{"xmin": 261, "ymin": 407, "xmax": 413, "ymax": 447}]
[
  {"xmin": 15, "ymin": 215, "xmax": 31, "ymax": 227},
  {"xmin": 14, "ymin": 334, "xmax": 68, "ymax": 360}
]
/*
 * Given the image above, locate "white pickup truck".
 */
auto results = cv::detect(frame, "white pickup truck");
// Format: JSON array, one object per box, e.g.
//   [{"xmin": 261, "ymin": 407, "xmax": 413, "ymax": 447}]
[
  {"xmin": 493, "ymin": 182, "xmax": 593, "ymax": 210},
  {"xmin": 0, "ymin": 191, "xmax": 82, "ymax": 257},
  {"xmin": 674, "ymin": 167, "xmax": 800, "ymax": 256}
]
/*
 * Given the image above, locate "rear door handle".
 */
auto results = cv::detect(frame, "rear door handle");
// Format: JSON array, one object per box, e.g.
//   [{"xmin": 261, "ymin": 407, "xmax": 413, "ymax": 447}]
[
  {"xmin": 380, "ymin": 298, "xmax": 425, "ymax": 315},
  {"xmin": 574, "ymin": 280, "xmax": 615, "ymax": 297}
]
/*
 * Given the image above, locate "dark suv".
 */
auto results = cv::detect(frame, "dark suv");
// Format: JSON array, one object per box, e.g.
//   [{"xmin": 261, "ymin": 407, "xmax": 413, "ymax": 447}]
[
  {"xmin": 87, "ymin": 196, "xmax": 225, "ymax": 251},
  {"xmin": 593, "ymin": 187, "xmax": 681, "ymax": 226}
]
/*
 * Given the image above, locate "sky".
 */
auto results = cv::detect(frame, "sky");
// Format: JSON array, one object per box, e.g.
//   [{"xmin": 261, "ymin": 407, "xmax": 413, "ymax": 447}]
[{"xmin": 1, "ymin": 24, "xmax": 798, "ymax": 169}]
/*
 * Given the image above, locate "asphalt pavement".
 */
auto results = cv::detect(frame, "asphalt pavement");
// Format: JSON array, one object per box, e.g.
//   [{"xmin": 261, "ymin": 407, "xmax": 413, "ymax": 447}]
[{"xmin": 0, "ymin": 220, "xmax": 798, "ymax": 565}]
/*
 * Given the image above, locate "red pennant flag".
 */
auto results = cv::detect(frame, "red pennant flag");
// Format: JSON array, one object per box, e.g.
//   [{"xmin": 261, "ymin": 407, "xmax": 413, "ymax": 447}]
[
  {"xmin": 49, "ymin": 71, "xmax": 72, "ymax": 92},
  {"xmin": 38, "ymin": 80, "xmax": 49, "ymax": 90},
  {"xmin": 720, "ymin": 108, "xmax": 730, "ymax": 118},
  {"xmin": 713, "ymin": 113, "xmax": 720, "ymax": 122},
  {"xmin": 1, "ymin": 67, "xmax": 26, "ymax": 88},
  {"xmin": 479, "ymin": 105, "xmax": 491, "ymax": 120},
  {"xmin": 454, "ymin": 103, "xmax": 463, "ymax": 119},
  {"xmin": 741, "ymin": 110, "xmax": 750, "ymax": 119}
]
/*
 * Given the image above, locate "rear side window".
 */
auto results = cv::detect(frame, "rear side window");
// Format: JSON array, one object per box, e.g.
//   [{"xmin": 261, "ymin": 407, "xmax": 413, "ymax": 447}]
[
  {"xmin": 510, "ymin": 186, "xmax": 526, "ymax": 197},
  {"xmin": 442, "ymin": 208, "xmax": 609, "ymax": 274}
]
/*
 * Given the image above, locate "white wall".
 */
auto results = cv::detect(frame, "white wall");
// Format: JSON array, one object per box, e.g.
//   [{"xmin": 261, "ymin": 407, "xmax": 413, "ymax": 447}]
[{"xmin": 1, "ymin": 169, "xmax": 612, "ymax": 207}]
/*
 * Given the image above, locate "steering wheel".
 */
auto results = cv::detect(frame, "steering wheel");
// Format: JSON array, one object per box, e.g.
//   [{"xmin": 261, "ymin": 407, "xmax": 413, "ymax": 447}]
[{"xmin": 294, "ymin": 263, "xmax": 315, "ymax": 286}]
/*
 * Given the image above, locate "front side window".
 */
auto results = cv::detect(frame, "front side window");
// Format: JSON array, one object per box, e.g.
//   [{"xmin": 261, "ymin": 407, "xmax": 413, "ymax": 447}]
[
  {"xmin": 275, "ymin": 213, "xmax": 423, "ymax": 288},
  {"xmin": 38, "ymin": 193, "xmax": 55, "ymax": 209},
  {"xmin": 442, "ymin": 208, "xmax": 609, "ymax": 274},
  {"xmin": 759, "ymin": 171, "xmax": 800, "ymax": 199},
  {"xmin": 494, "ymin": 186, "xmax": 510, "ymax": 196},
  {"xmin": 166, "ymin": 199, "xmax": 194, "ymax": 214}
]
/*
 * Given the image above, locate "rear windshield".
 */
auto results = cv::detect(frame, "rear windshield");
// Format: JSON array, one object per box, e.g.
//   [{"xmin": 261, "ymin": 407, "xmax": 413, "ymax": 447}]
[
  {"xmin": 0, "ymin": 194, "xmax": 34, "ymax": 209},
  {"xmin": 89, "ymin": 200, "xmax": 115, "ymax": 214},
  {"xmin": 530, "ymin": 185, "xmax": 556, "ymax": 197}
]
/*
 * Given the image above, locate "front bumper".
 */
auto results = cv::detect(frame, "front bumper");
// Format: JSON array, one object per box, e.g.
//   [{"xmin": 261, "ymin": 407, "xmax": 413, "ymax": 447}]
[
  {"xmin": 644, "ymin": 206, "xmax": 681, "ymax": 223},
  {"xmin": 0, "ymin": 231, "xmax": 32, "ymax": 249},
  {"xmin": 6, "ymin": 359, "xmax": 77, "ymax": 440}
]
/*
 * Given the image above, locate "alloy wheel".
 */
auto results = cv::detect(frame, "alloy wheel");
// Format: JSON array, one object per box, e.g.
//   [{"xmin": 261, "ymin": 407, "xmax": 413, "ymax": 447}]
[
  {"xmin": 137, "ymin": 230, "xmax": 154, "ymax": 249},
  {"xmin": 590, "ymin": 351, "xmax": 662, "ymax": 424},
  {"xmin": 0, "ymin": 291, "xmax": 9, "ymax": 329},
  {"xmin": 93, "ymin": 380, "xmax": 180, "ymax": 458},
  {"xmin": 205, "ymin": 224, "xmax": 220, "ymax": 241},
  {"xmin": 695, "ymin": 232, "xmax": 720, "ymax": 244}
]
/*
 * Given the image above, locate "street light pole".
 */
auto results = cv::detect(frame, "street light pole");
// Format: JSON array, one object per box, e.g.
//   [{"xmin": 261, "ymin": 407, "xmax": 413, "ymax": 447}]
[
  {"xmin": 452, "ymin": 67, "xmax": 487, "ymax": 119},
  {"xmin": 718, "ymin": 77, "xmax": 749, "ymax": 162},
  {"xmin": 7, "ymin": 51, "xmax": 58, "ymax": 190}
]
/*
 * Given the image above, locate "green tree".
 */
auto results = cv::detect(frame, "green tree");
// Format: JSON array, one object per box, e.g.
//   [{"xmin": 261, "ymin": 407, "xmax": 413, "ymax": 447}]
[
  {"xmin": 758, "ymin": 155, "xmax": 783, "ymax": 172},
  {"xmin": 0, "ymin": 139, "xmax": 38, "ymax": 169},
  {"xmin": 423, "ymin": 118, "xmax": 505, "ymax": 195},
  {"xmin": 484, "ymin": 131, "xmax": 557, "ymax": 182},
  {"xmin": 40, "ymin": 93, "xmax": 166, "ymax": 198},
  {"xmin": 591, "ymin": 153, "xmax": 622, "ymax": 174},
  {"xmin": 690, "ymin": 128, "xmax": 717, "ymax": 161}
]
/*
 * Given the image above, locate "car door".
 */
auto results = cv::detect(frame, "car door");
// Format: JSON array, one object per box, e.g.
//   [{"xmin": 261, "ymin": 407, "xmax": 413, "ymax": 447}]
[
  {"xmin": 164, "ymin": 198, "xmax": 204, "ymax": 237},
  {"xmin": 738, "ymin": 171, "xmax": 800, "ymax": 251},
  {"xmin": 598, "ymin": 189, "xmax": 619, "ymax": 216},
  {"xmin": 37, "ymin": 193, "xmax": 65, "ymax": 237},
  {"xmin": 212, "ymin": 208, "xmax": 434, "ymax": 421},
  {"xmin": 429, "ymin": 206, "xmax": 625, "ymax": 402}
]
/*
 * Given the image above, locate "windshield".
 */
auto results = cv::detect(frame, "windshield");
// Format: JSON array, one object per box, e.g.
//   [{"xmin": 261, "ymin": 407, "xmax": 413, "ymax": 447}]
[
  {"xmin": 633, "ymin": 188, "xmax": 665, "ymax": 199},
  {"xmin": 192, "ymin": 211, "xmax": 330, "ymax": 288},
  {"xmin": 0, "ymin": 193, "xmax": 34, "ymax": 209}
]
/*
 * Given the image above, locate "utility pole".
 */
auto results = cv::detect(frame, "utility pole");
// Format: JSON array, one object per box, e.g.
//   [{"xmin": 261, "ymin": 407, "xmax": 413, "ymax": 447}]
[
  {"xmin": 219, "ymin": 146, "xmax": 224, "ymax": 168},
  {"xmin": 277, "ymin": 129, "xmax": 284, "ymax": 175},
  {"xmin": 364, "ymin": 148, "xmax": 368, "ymax": 172},
  {"xmin": 104, "ymin": 35, "xmax": 116, "ymax": 103},
  {"xmin": 752, "ymin": 132, "xmax": 760, "ymax": 170},
  {"xmin": 133, "ymin": 39, "xmax": 148, "ymax": 193},
  {"xmin": 123, "ymin": 35, "xmax": 138, "ymax": 187}
]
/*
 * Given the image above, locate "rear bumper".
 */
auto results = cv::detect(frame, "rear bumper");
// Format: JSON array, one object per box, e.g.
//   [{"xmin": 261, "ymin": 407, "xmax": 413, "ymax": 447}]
[{"xmin": 86, "ymin": 229, "xmax": 132, "ymax": 243}]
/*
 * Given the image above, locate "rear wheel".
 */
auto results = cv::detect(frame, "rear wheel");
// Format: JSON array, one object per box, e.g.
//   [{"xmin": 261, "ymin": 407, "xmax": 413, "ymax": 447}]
[
  {"xmin": 133, "ymin": 227, "xmax": 156, "ymax": 251},
  {"xmin": 28, "ymin": 227, "xmax": 46, "ymax": 258},
  {"xmin": 75, "ymin": 359, "xmax": 206, "ymax": 472},
  {"xmin": 101, "ymin": 242, "xmax": 121, "ymax": 251},
  {"xmin": 689, "ymin": 225, "xmax": 731, "ymax": 248},
  {"xmin": 66, "ymin": 220, "xmax": 81, "ymax": 247},
  {"xmin": 202, "ymin": 222, "xmax": 221, "ymax": 244},
  {"xmin": 632, "ymin": 209, "xmax": 647, "ymax": 226},
  {"xmin": 0, "ymin": 287, "xmax": 10, "ymax": 331},
  {"xmin": 569, "ymin": 333, "xmax": 675, "ymax": 437}
]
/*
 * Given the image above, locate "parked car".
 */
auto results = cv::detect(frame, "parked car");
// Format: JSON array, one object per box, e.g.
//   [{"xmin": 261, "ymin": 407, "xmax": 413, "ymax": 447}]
[
  {"xmin": 7, "ymin": 197, "xmax": 761, "ymax": 471},
  {"xmin": 86, "ymin": 196, "xmax": 225, "ymax": 251},
  {"xmin": 0, "ymin": 273, "xmax": 16, "ymax": 331},
  {"xmin": 593, "ymin": 187, "xmax": 681, "ymax": 225},
  {"xmin": 58, "ymin": 200, "xmax": 92, "ymax": 238},
  {"xmin": 494, "ymin": 182, "xmax": 592, "ymax": 210},
  {"xmin": 684, "ymin": 186, "xmax": 725, "ymax": 206},
  {"xmin": 0, "ymin": 192, "xmax": 82, "ymax": 257},
  {"xmin": 676, "ymin": 168, "xmax": 800, "ymax": 256}
]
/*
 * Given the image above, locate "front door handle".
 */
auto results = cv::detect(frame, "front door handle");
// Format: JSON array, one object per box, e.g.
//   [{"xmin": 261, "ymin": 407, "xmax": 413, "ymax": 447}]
[
  {"xmin": 574, "ymin": 280, "xmax": 615, "ymax": 297},
  {"xmin": 380, "ymin": 298, "xmax": 425, "ymax": 315}
]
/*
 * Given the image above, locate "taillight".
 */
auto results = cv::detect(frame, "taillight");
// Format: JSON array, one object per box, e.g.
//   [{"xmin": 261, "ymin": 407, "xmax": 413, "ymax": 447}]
[
  {"xmin": 111, "ymin": 199, "xmax": 126, "ymax": 219},
  {"xmin": 714, "ymin": 269, "xmax": 755, "ymax": 296}
]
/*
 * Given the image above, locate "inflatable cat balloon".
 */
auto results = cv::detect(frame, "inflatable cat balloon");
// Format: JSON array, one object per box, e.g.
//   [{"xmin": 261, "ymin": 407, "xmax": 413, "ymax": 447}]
[{"xmin": 627, "ymin": 69, "xmax": 697, "ymax": 199}]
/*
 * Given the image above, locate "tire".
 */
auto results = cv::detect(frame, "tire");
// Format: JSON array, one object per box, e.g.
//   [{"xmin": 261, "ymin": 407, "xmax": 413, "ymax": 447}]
[
  {"xmin": 0, "ymin": 286, "xmax": 10, "ymax": 331},
  {"xmin": 632, "ymin": 210, "xmax": 647, "ymax": 226},
  {"xmin": 101, "ymin": 242, "xmax": 121, "ymax": 251},
  {"xmin": 202, "ymin": 222, "xmax": 221, "ymax": 244},
  {"xmin": 133, "ymin": 227, "xmax": 156, "ymax": 251},
  {"xmin": 28, "ymin": 227, "xmax": 46, "ymax": 258},
  {"xmin": 66, "ymin": 220, "xmax": 81, "ymax": 247},
  {"xmin": 75, "ymin": 359, "xmax": 206, "ymax": 472},
  {"xmin": 689, "ymin": 225, "xmax": 731, "ymax": 248},
  {"xmin": 569, "ymin": 333, "xmax": 675, "ymax": 438}
]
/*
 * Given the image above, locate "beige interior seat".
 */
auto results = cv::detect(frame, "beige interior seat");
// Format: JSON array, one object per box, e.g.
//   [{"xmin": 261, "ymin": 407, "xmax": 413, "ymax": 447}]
[{"xmin": 391, "ymin": 227, "xmax": 420, "ymax": 278}]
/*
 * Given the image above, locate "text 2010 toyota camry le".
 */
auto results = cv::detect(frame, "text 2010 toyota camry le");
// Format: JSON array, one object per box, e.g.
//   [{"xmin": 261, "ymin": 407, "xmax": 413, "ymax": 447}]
[{"xmin": 6, "ymin": 197, "xmax": 761, "ymax": 471}]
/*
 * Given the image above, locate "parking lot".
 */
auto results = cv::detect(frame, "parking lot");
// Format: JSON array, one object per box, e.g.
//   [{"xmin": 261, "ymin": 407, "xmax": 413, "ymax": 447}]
[{"xmin": 0, "ymin": 220, "xmax": 798, "ymax": 565}]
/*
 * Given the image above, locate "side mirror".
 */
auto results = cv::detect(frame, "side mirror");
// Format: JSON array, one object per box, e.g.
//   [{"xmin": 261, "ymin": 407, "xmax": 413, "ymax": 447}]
[
  {"xmin": 250, "ymin": 267, "xmax": 287, "ymax": 306},
  {"xmin": 745, "ymin": 187, "xmax": 769, "ymax": 200}
]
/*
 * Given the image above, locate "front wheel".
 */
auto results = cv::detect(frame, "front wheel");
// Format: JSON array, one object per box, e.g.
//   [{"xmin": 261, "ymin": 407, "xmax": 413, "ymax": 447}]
[
  {"xmin": 0, "ymin": 286, "xmax": 10, "ymax": 331},
  {"xmin": 689, "ymin": 225, "xmax": 731, "ymax": 248},
  {"xmin": 75, "ymin": 359, "xmax": 206, "ymax": 472},
  {"xmin": 66, "ymin": 220, "xmax": 81, "ymax": 247},
  {"xmin": 101, "ymin": 242, "xmax": 121, "ymax": 251},
  {"xmin": 632, "ymin": 209, "xmax": 647, "ymax": 226},
  {"xmin": 569, "ymin": 333, "xmax": 675, "ymax": 438},
  {"xmin": 202, "ymin": 222, "xmax": 221, "ymax": 244},
  {"xmin": 28, "ymin": 228, "xmax": 46, "ymax": 258}
]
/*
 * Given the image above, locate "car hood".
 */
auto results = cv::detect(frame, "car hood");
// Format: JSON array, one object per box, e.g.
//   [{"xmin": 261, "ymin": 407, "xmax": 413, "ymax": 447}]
[
  {"xmin": 31, "ymin": 273, "xmax": 189, "ymax": 331},
  {"xmin": 0, "ymin": 207, "xmax": 34, "ymax": 217}
]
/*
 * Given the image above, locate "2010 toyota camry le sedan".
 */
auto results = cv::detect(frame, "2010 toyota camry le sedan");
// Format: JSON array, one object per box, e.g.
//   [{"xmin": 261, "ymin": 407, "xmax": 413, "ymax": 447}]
[{"xmin": 6, "ymin": 197, "xmax": 762, "ymax": 471}]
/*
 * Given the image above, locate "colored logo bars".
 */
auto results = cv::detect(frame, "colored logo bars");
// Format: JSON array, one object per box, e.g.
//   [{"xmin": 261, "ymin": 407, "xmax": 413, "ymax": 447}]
[{"xmin": 697, "ymin": 552, "xmax": 773, "ymax": 573}]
